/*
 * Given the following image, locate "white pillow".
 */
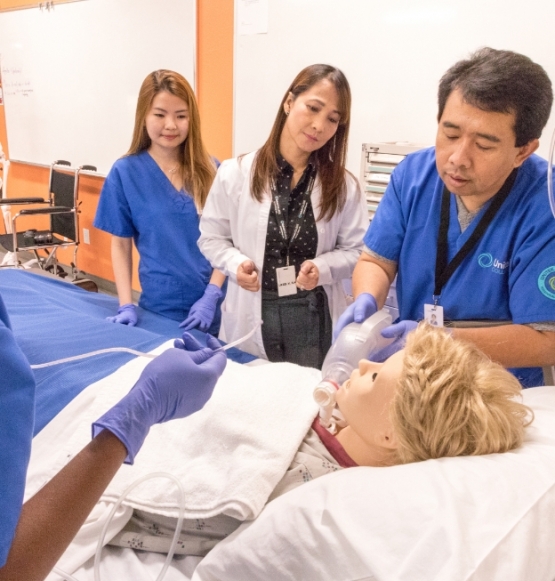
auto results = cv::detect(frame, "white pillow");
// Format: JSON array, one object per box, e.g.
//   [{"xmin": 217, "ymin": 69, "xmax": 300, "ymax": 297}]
[{"xmin": 193, "ymin": 386, "xmax": 555, "ymax": 581}]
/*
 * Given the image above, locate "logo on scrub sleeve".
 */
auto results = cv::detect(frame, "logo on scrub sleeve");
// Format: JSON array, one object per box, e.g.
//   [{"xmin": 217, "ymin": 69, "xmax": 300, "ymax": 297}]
[
  {"xmin": 538, "ymin": 266, "xmax": 555, "ymax": 300},
  {"xmin": 478, "ymin": 253, "xmax": 508, "ymax": 274}
]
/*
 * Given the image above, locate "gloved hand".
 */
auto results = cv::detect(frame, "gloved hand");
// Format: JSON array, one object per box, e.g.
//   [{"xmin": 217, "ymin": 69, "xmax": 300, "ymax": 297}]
[
  {"xmin": 173, "ymin": 330, "xmax": 224, "ymax": 352},
  {"xmin": 92, "ymin": 335, "xmax": 226, "ymax": 464},
  {"xmin": 179, "ymin": 284, "xmax": 223, "ymax": 332},
  {"xmin": 333, "ymin": 293, "xmax": 378, "ymax": 342},
  {"xmin": 370, "ymin": 320, "xmax": 418, "ymax": 362},
  {"xmin": 107, "ymin": 303, "xmax": 138, "ymax": 327}
]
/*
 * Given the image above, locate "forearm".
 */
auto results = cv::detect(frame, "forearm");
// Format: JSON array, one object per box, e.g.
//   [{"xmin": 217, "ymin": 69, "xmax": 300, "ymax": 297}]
[
  {"xmin": 311, "ymin": 246, "xmax": 360, "ymax": 287},
  {"xmin": 0, "ymin": 430, "xmax": 126, "ymax": 581},
  {"xmin": 352, "ymin": 253, "xmax": 396, "ymax": 309},
  {"xmin": 209, "ymin": 269, "xmax": 227, "ymax": 288},
  {"xmin": 450, "ymin": 324, "xmax": 555, "ymax": 368},
  {"xmin": 198, "ymin": 231, "xmax": 251, "ymax": 282},
  {"xmin": 111, "ymin": 235, "xmax": 134, "ymax": 305}
]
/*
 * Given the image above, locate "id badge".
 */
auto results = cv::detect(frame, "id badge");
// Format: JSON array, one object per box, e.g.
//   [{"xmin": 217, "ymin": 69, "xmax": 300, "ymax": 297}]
[
  {"xmin": 424, "ymin": 303, "xmax": 444, "ymax": 327},
  {"xmin": 276, "ymin": 266, "xmax": 297, "ymax": 297}
]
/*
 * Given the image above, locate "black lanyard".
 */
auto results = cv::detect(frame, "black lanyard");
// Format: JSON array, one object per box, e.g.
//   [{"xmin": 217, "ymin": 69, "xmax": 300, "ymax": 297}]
[
  {"xmin": 270, "ymin": 172, "xmax": 315, "ymax": 265},
  {"xmin": 433, "ymin": 168, "xmax": 518, "ymax": 301}
]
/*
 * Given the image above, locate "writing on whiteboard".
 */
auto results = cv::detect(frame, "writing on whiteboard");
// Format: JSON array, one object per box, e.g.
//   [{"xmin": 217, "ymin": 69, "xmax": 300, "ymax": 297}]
[{"xmin": 2, "ymin": 66, "xmax": 33, "ymax": 98}]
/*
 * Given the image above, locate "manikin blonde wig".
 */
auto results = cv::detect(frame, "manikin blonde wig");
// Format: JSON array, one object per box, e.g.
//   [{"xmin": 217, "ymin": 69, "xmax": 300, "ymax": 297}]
[{"xmin": 392, "ymin": 324, "xmax": 533, "ymax": 464}]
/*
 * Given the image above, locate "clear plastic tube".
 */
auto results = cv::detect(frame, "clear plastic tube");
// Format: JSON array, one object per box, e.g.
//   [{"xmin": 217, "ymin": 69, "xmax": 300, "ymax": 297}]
[
  {"xmin": 30, "ymin": 321, "xmax": 263, "ymax": 369},
  {"xmin": 51, "ymin": 567, "xmax": 81, "ymax": 581},
  {"xmin": 30, "ymin": 347, "xmax": 157, "ymax": 369},
  {"xmin": 216, "ymin": 320, "xmax": 262, "ymax": 352},
  {"xmin": 94, "ymin": 472, "xmax": 186, "ymax": 581},
  {"xmin": 548, "ymin": 126, "xmax": 555, "ymax": 219}
]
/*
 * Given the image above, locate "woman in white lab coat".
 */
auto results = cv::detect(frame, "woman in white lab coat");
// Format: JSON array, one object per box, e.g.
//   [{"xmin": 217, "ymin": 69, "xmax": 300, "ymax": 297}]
[{"xmin": 199, "ymin": 64, "xmax": 368, "ymax": 366}]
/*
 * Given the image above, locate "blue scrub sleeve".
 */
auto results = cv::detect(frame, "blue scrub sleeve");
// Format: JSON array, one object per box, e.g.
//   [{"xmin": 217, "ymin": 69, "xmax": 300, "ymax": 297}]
[
  {"xmin": 0, "ymin": 294, "xmax": 36, "ymax": 567},
  {"xmin": 93, "ymin": 163, "xmax": 137, "ymax": 238},
  {"xmin": 507, "ymin": 213, "xmax": 555, "ymax": 325}
]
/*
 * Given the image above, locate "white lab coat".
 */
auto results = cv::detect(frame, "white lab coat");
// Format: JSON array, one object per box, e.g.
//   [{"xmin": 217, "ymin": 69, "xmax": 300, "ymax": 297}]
[{"xmin": 199, "ymin": 151, "xmax": 369, "ymax": 359}]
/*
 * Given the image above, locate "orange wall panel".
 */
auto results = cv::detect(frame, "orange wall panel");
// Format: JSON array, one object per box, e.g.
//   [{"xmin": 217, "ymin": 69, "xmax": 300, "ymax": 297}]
[
  {"xmin": 0, "ymin": 0, "xmax": 36, "ymax": 9},
  {"xmin": 2, "ymin": 163, "xmax": 141, "ymax": 290},
  {"xmin": 0, "ymin": 0, "xmax": 74, "ymax": 8},
  {"xmin": 197, "ymin": 0, "xmax": 234, "ymax": 162},
  {"xmin": 0, "ymin": 106, "xmax": 8, "ymax": 158}
]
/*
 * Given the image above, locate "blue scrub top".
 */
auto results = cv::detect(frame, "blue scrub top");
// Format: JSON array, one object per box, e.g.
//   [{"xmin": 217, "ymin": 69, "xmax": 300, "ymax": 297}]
[
  {"xmin": 94, "ymin": 151, "xmax": 222, "ymax": 328},
  {"xmin": 364, "ymin": 147, "xmax": 555, "ymax": 387},
  {"xmin": 0, "ymin": 294, "xmax": 36, "ymax": 567}
]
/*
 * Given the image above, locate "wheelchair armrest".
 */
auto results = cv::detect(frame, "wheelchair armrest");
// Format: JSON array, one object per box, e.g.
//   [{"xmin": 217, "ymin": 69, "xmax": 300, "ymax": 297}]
[
  {"xmin": 0, "ymin": 197, "xmax": 47, "ymax": 205},
  {"xmin": 18, "ymin": 206, "xmax": 72, "ymax": 215}
]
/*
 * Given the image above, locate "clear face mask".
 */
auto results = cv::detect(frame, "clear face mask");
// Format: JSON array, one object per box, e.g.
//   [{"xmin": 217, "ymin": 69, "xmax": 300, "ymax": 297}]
[{"xmin": 313, "ymin": 310, "xmax": 393, "ymax": 428}]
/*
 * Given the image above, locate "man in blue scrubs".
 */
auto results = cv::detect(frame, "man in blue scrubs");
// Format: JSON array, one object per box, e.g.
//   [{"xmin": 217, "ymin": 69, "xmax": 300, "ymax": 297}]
[
  {"xmin": 0, "ymin": 292, "xmax": 226, "ymax": 580},
  {"xmin": 335, "ymin": 48, "xmax": 555, "ymax": 387}
]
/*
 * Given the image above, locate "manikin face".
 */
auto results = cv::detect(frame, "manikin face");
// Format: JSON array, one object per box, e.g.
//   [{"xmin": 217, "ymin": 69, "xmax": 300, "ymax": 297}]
[
  {"xmin": 335, "ymin": 350, "xmax": 404, "ymax": 452},
  {"xmin": 280, "ymin": 79, "xmax": 341, "ymax": 158},
  {"xmin": 145, "ymin": 90, "xmax": 189, "ymax": 155},
  {"xmin": 435, "ymin": 89, "xmax": 538, "ymax": 211}
]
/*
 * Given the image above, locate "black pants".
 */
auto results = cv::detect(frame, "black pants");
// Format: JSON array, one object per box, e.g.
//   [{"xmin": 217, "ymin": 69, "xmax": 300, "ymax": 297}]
[{"xmin": 261, "ymin": 287, "xmax": 332, "ymax": 369}]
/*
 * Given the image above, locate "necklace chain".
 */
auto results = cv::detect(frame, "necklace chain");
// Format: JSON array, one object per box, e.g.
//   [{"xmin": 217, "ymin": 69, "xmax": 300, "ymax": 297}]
[{"xmin": 149, "ymin": 152, "xmax": 180, "ymax": 179}]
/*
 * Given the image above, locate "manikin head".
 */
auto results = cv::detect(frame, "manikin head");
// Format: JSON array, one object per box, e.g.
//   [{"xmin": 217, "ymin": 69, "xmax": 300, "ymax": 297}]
[{"xmin": 335, "ymin": 324, "xmax": 532, "ymax": 467}]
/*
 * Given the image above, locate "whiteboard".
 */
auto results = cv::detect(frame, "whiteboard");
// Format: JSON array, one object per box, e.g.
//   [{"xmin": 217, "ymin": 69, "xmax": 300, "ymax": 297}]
[
  {"xmin": 233, "ymin": 0, "xmax": 555, "ymax": 175},
  {"xmin": 0, "ymin": 0, "xmax": 196, "ymax": 174}
]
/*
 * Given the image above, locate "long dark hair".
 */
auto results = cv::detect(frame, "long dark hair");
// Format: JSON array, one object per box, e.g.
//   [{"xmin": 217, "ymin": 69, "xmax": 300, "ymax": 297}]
[{"xmin": 250, "ymin": 64, "xmax": 351, "ymax": 221}]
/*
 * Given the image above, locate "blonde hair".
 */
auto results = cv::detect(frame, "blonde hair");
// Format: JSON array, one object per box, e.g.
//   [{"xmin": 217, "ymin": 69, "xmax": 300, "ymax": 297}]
[
  {"xmin": 127, "ymin": 70, "xmax": 216, "ymax": 210},
  {"xmin": 392, "ymin": 324, "xmax": 533, "ymax": 464}
]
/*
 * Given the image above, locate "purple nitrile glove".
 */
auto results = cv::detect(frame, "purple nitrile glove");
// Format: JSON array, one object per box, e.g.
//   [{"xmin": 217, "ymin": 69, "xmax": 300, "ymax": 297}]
[
  {"xmin": 173, "ymin": 330, "xmax": 225, "ymax": 352},
  {"xmin": 179, "ymin": 284, "xmax": 223, "ymax": 332},
  {"xmin": 333, "ymin": 293, "xmax": 378, "ymax": 342},
  {"xmin": 107, "ymin": 303, "xmax": 138, "ymax": 327},
  {"xmin": 369, "ymin": 320, "xmax": 418, "ymax": 362},
  {"xmin": 92, "ymin": 336, "xmax": 226, "ymax": 464}
]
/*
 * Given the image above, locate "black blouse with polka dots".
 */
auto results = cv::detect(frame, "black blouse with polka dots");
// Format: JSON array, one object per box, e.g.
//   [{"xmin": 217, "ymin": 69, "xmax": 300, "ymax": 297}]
[{"xmin": 262, "ymin": 156, "xmax": 318, "ymax": 291}]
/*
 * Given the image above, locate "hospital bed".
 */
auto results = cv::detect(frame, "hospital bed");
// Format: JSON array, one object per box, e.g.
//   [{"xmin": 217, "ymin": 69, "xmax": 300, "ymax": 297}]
[{"xmin": 3, "ymin": 268, "xmax": 555, "ymax": 581}]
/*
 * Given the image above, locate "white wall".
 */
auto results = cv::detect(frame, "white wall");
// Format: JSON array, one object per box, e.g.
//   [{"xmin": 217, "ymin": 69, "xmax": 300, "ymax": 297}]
[
  {"xmin": 0, "ymin": 0, "xmax": 196, "ymax": 174},
  {"xmin": 233, "ymin": 0, "xmax": 555, "ymax": 174}
]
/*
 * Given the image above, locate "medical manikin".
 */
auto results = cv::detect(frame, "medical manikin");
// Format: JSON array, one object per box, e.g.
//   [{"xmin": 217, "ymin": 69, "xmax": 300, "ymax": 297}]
[{"xmin": 110, "ymin": 319, "xmax": 531, "ymax": 557}]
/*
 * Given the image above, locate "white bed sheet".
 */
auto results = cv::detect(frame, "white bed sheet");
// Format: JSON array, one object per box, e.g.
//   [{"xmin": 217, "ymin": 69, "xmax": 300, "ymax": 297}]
[
  {"xmin": 32, "ymin": 343, "xmax": 319, "ymax": 581},
  {"xmin": 31, "ymin": 346, "xmax": 555, "ymax": 581},
  {"xmin": 192, "ymin": 385, "xmax": 555, "ymax": 581},
  {"xmin": 60, "ymin": 548, "xmax": 201, "ymax": 581}
]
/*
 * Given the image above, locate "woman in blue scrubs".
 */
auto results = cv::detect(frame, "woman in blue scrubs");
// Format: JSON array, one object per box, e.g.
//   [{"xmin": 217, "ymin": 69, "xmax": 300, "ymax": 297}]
[{"xmin": 94, "ymin": 70, "xmax": 225, "ymax": 334}]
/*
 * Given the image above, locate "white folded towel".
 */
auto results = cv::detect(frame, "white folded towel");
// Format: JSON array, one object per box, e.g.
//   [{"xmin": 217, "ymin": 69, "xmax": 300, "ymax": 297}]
[
  {"xmin": 28, "ymin": 341, "xmax": 321, "ymax": 522},
  {"xmin": 100, "ymin": 356, "xmax": 321, "ymax": 520}
]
